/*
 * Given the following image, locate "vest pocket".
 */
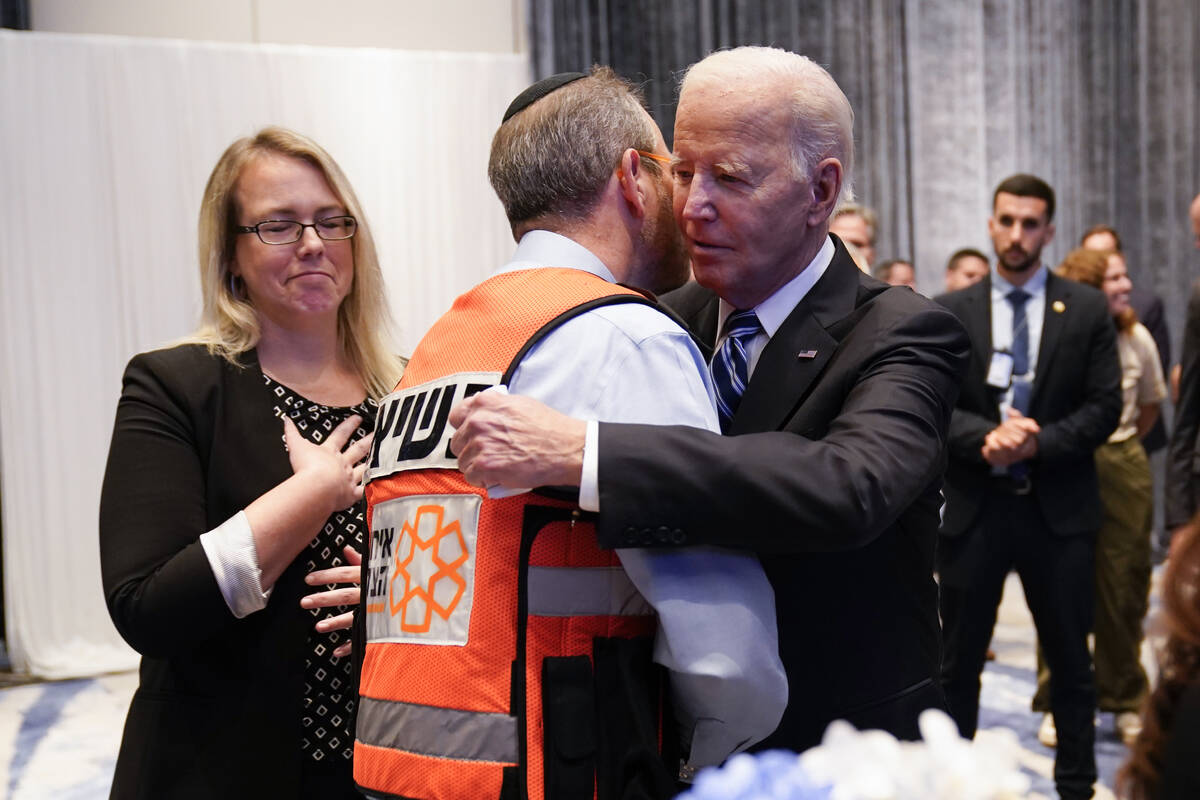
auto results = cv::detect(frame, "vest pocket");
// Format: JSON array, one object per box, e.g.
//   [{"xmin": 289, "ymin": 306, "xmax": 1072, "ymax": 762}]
[
  {"xmin": 592, "ymin": 637, "xmax": 675, "ymax": 800},
  {"xmin": 541, "ymin": 655, "xmax": 597, "ymax": 799}
]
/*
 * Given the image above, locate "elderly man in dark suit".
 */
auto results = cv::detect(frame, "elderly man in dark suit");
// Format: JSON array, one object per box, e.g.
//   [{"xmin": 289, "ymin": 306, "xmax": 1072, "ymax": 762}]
[
  {"xmin": 449, "ymin": 45, "xmax": 970, "ymax": 757},
  {"xmin": 936, "ymin": 174, "xmax": 1122, "ymax": 800}
]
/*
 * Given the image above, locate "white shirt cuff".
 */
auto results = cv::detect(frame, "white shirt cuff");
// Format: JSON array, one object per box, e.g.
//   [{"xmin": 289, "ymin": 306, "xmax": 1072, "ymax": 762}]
[
  {"xmin": 579, "ymin": 420, "xmax": 600, "ymax": 512},
  {"xmin": 199, "ymin": 510, "xmax": 272, "ymax": 618}
]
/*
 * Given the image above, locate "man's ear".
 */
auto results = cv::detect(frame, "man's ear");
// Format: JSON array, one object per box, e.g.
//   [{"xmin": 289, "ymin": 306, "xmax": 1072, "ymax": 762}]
[
  {"xmin": 807, "ymin": 157, "xmax": 843, "ymax": 226},
  {"xmin": 1044, "ymin": 221, "xmax": 1056, "ymax": 245},
  {"xmin": 616, "ymin": 148, "xmax": 648, "ymax": 220}
]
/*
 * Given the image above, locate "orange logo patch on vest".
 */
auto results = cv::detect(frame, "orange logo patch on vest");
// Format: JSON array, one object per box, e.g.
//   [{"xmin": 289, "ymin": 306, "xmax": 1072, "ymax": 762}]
[
  {"xmin": 366, "ymin": 495, "xmax": 479, "ymax": 646},
  {"xmin": 390, "ymin": 505, "xmax": 469, "ymax": 632}
]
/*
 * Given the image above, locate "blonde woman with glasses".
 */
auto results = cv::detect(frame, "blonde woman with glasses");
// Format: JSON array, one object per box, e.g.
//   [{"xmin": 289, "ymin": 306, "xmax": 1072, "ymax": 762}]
[{"xmin": 99, "ymin": 127, "xmax": 402, "ymax": 799}]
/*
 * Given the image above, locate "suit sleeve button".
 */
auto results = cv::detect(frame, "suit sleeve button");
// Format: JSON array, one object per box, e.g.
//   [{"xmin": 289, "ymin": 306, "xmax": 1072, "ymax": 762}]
[
  {"xmin": 670, "ymin": 528, "xmax": 686, "ymax": 544},
  {"xmin": 655, "ymin": 526, "xmax": 671, "ymax": 542}
]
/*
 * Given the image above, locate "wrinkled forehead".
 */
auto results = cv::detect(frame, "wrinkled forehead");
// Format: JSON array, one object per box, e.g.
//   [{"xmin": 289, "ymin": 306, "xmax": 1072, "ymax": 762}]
[{"xmin": 675, "ymin": 74, "xmax": 792, "ymax": 148}]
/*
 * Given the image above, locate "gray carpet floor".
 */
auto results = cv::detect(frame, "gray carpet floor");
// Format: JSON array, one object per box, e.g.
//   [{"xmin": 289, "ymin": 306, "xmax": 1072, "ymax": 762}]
[{"xmin": 0, "ymin": 570, "xmax": 1157, "ymax": 798}]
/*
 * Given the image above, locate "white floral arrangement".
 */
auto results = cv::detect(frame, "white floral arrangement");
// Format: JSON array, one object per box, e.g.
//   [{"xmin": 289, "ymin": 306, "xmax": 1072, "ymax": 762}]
[{"xmin": 679, "ymin": 709, "xmax": 1032, "ymax": 800}]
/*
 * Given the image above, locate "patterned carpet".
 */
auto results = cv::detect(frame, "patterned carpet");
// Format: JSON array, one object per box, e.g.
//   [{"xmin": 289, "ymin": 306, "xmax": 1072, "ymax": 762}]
[
  {"xmin": 974, "ymin": 567, "xmax": 1158, "ymax": 800},
  {"xmin": 0, "ymin": 571, "xmax": 1157, "ymax": 798}
]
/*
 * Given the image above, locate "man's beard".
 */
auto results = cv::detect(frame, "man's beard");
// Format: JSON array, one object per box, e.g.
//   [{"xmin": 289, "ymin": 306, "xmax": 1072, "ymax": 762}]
[
  {"xmin": 1000, "ymin": 245, "xmax": 1040, "ymax": 273},
  {"xmin": 638, "ymin": 184, "xmax": 691, "ymax": 294}
]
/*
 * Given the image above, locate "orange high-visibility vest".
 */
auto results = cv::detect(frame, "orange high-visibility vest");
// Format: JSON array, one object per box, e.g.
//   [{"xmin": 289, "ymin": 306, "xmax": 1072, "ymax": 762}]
[{"xmin": 356, "ymin": 268, "xmax": 665, "ymax": 800}]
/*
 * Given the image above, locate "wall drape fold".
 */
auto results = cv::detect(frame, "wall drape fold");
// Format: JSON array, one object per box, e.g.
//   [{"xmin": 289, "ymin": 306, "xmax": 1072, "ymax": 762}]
[
  {"xmin": 0, "ymin": 30, "xmax": 528, "ymax": 677},
  {"xmin": 529, "ymin": 0, "xmax": 1200, "ymax": 321}
]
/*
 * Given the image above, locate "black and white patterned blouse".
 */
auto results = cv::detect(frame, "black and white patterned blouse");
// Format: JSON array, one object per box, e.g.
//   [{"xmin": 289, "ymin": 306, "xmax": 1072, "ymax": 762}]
[{"xmin": 265, "ymin": 374, "xmax": 376, "ymax": 764}]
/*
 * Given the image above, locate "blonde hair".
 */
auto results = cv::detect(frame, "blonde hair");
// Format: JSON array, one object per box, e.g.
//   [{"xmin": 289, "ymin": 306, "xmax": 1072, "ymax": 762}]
[{"xmin": 186, "ymin": 127, "xmax": 401, "ymax": 398}]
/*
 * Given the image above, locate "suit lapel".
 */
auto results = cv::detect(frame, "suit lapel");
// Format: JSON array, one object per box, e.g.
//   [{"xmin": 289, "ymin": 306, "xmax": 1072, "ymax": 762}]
[
  {"xmin": 962, "ymin": 279, "xmax": 994, "ymax": 376},
  {"xmin": 691, "ymin": 295, "xmax": 720, "ymax": 355},
  {"xmin": 1031, "ymin": 272, "xmax": 1069, "ymax": 408},
  {"xmin": 731, "ymin": 246, "xmax": 859, "ymax": 433}
]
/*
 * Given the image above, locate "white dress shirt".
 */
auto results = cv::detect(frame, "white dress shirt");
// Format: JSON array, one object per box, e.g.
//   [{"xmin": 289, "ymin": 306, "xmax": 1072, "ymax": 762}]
[
  {"xmin": 989, "ymin": 263, "xmax": 1048, "ymax": 414},
  {"xmin": 500, "ymin": 230, "xmax": 786, "ymax": 766}
]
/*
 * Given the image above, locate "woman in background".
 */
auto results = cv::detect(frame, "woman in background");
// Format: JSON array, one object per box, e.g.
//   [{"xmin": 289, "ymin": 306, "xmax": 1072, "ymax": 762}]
[
  {"xmin": 99, "ymin": 127, "xmax": 402, "ymax": 799},
  {"xmin": 1035, "ymin": 247, "xmax": 1165, "ymax": 748}
]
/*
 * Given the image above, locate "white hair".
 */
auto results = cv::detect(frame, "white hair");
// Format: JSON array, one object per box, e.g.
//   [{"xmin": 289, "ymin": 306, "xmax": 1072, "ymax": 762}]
[{"xmin": 681, "ymin": 46, "xmax": 855, "ymax": 203}]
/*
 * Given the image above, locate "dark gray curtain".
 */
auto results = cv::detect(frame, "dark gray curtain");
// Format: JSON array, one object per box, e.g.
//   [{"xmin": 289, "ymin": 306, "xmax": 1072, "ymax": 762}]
[
  {"xmin": 530, "ymin": 0, "xmax": 913, "ymax": 262},
  {"xmin": 1, "ymin": 0, "xmax": 29, "ymax": 30},
  {"xmin": 529, "ymin": 0, "xmax": 1200, "ymax": 341}
]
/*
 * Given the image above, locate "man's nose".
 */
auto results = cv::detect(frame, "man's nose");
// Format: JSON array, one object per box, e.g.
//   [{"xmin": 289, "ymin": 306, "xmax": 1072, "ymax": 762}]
[{"xmin": 681, "ymin": 178, "xmax": 715, "ymax": 221}]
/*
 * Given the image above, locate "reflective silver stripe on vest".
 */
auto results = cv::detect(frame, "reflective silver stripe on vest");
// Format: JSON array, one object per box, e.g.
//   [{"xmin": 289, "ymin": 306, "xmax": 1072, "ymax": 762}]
[
  {"xmin": 527, "ymin": 566, "xmax": 653, "ymax": 617},
  {"xmin": 357, "ymin": 697, "xmax": 518, "ymax": 764}
]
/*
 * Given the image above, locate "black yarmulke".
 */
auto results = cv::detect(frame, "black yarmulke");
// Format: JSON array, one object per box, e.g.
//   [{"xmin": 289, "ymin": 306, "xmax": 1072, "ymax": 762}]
[{"xmin": 502, "ymin": 72, "xmax": 588, "ymax": 122}]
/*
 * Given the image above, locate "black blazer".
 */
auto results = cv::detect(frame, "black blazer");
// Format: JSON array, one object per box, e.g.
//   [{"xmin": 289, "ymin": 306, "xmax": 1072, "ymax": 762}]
[
  {"xmin": 593, "ymin": 240, "xmax": 970, "ymax": 750},
  {"xmin": 935, "ymin": 273, "xmax": 1122, "ymax": 538},
  {"xmin": 1167, "ymin": 278, "xmax": 1200, "ymax": 530},
  {"xmin": 100, "ymin": 345, "xmax": 320, "ymax": 799}
]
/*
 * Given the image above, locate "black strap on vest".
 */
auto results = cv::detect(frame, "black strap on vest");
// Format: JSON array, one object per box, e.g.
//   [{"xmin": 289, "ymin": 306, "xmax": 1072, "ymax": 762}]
[{"xmin": 500, "ymin": 291, "xmax": 689, "ymax": 507}]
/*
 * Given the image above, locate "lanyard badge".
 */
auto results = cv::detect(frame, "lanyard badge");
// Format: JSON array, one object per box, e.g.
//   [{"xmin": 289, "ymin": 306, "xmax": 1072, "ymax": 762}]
[{"xmin": 986, "ymin": 349, "xmax": 1014, "ymax": 390}]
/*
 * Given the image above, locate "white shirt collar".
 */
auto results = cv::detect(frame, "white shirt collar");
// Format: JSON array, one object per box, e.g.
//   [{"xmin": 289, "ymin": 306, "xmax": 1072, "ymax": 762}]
[
  {"xmin": 497, "ymin": 229, "xmax": 616, "ymax": 283},
  {"xmin": 717, "ymin": 235, "xmax": 836, "ymax": 337},
  {"xmin": 991, "ymin": 262, "xmax": 1049, "ymax": 299}
]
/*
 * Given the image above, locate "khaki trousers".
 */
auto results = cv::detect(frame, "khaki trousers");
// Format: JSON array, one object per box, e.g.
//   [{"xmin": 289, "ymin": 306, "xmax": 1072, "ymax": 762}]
[{"xmin": 1032, "ymin": 436, "xmax": 1152, "ymax": 713}]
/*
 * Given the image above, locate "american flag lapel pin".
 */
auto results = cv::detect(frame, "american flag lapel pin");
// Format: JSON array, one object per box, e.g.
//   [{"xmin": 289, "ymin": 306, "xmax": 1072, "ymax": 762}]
[{"xmin": 797, "ymin": 349, "xmax": 819, "ymax": 359}]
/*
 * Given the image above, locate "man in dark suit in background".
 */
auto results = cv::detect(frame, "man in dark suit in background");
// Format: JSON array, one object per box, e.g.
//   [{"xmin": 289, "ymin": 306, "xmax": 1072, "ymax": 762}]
[
  {"xmin": 1166, "ymin": 193, "xmax": 1200, "ymax": 549},
  {"xmin": 936, "ymin": 174, "xmax": 1121, "ymax": 800},
  {"xmin": 449, "ymin": 45, "xmax": 970, "ymax": 754}
]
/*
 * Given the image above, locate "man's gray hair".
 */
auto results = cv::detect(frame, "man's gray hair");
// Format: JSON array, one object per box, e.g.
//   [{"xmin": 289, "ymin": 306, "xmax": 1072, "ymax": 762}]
[
  {"xmin": 681, "ymin": 47, "xmax": 855, "ymax": 204},
  {"xmin": 488, "ymin": 66, "xmax": 662, "ymax": 236},
  {"xmin": 833, "ymin": 203, "xmax": 877, "ymax": 238}
]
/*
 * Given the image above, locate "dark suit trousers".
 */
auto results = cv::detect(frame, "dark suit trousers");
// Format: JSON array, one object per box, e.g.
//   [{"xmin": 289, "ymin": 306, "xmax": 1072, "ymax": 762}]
[{"xmin": 938, "ymin": 487, "xmax": 1097, "ymax": 800}]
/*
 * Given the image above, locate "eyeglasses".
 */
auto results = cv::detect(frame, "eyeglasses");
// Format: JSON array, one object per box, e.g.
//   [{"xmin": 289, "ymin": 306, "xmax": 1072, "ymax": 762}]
[
  {"xmin": 636, "ymin": 150, "xmax": 672, "ymax": 166},
  {"xmin": 236, "ymin": 215, "xmax": 358, "ymax": 245}
]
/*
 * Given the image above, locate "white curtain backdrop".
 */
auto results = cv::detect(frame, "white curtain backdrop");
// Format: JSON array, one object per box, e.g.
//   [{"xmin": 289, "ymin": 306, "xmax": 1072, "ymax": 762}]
[{"xmin": 0, "ymin": 30, "xmax": 529, "ymax": 678}]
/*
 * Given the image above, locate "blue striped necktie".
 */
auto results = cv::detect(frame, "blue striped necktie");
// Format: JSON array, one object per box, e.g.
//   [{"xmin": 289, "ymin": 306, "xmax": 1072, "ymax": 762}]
[
  {"xmin": 1008, "ymin": 288, "xmax": 1032, "ymax": 414},
  {"xmin": 711, "ymin": 309, "xmax": 762, "ymax": 433},
  {"xmin": 1007, "ymin": 287, "xmax": 1032, "ymax": 481}
]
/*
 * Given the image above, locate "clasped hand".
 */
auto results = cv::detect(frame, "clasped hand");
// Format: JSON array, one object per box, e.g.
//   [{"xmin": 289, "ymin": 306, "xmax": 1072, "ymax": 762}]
[{"xmin": 981, "ymin": 408, "xmax": 1040, "ymax": 467}]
